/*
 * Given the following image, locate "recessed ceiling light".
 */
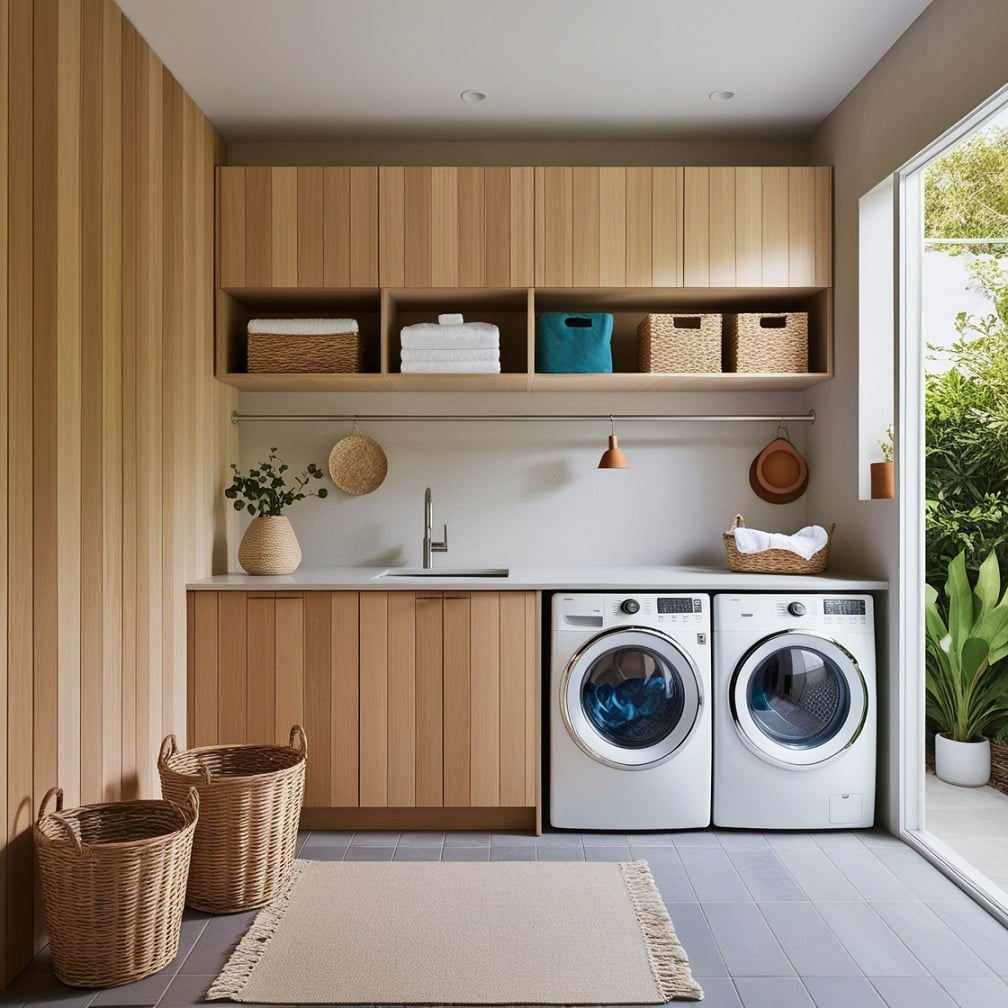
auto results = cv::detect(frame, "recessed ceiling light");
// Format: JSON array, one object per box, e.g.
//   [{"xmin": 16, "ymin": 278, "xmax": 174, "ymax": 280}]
[
  {"xmin": 460, "ymin": 89, "xmax": 487, "ymax": 103},
  {"xmin": 709, "ymin": 90, "xmax": 735, "ymax": 102}
]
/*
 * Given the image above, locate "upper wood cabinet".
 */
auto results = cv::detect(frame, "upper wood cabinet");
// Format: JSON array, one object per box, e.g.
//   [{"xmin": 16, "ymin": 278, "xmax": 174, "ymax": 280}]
[
  {"xmin": 534, "ymin": 167, "xmax": 684, "ymax": 287},
  {"xmin": 682, "ymin": 166, "xmax": 831, "ymax": 287},
  {"xmin": 218, "ymin": 166, "xmax": 379, "ymax": 288},
  {"xmin": 377, "ymin": 166, "xmax": 534, "ymax": 287}
]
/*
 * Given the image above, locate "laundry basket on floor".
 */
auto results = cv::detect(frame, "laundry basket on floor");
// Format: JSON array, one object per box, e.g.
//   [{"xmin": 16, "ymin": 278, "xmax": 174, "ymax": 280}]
[
  {"xmin": 34, "ymin": 786, "xmax": 199, "ymax": 987},
  {"xmin": 158, "ymin": 725, "xmax": 307, "ymax": 913}
]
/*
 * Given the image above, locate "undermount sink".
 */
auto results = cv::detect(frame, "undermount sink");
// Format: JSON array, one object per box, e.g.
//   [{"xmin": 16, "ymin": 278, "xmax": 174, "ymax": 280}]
[{"xmin": 375, "ymin": 567, "xmax": 510, "ymax": 579}]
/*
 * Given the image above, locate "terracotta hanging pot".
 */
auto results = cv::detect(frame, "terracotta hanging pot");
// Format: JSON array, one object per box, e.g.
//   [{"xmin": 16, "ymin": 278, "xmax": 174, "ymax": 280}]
[
  {"xmin": 238, "ymin": 514, "xmax": 302, "ymax": 575},
  {"xmin": 749, "ymin": 429, "xmax": 809, "ymax": 504}
]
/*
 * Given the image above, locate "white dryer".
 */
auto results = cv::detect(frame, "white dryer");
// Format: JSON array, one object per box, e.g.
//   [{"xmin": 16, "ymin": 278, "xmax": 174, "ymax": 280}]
[
  {"xmin": 549, "ymin": 592, "xmax": 712, "ymax": 830},
  {"xmin": 713, "ymin": 593, "xmax": 876, "ymax": 829}
]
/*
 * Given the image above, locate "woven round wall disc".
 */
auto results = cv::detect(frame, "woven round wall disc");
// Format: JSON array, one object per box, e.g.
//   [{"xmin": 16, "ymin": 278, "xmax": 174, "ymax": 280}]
[{"xmin": 328, "ymin": 433, "xmax": 388, "ymax": 495}]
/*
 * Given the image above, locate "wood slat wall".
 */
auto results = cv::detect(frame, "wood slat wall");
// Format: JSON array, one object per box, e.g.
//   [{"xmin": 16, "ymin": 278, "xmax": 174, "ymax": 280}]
[{"xmin": 1, "ymin": 0, "xmax": 234, "ymax": 985}]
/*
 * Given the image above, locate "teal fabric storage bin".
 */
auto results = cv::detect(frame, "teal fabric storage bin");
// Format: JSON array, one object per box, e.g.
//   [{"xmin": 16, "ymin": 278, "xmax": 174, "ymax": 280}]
[{"xmin": 536, "ymin": 313, "xmax": 614, "ymax": 373}]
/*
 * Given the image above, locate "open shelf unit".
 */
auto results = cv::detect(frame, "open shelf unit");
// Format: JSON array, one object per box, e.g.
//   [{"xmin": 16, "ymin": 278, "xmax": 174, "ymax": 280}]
[{"xmin": 216, "ymin": 285, "xmax": 832, "ymax": 393}]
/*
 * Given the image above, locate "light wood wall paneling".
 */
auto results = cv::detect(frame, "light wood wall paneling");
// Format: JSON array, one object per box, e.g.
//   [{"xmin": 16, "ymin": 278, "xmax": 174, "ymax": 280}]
[
  {"xmin": 320, "ymin": 167, "xmax": 348, "ymax": 286},
  {"xmin": 430, "ymin": 166, "xmax": 459, "ymax": 286},
  {"xmin": 386, "ymin": 592, "xmax": 417, "ymax": 807},
  {"xmin": 119, "ymin": 14, "xmax": 139, "ymax": 798},
  {"xmin": 708, "ymin": 166, "xmax": 736, "ymax": 287},
  {"xmin": 509, "ymin": 167, "xmax": 534, "ymax": 287},
  {"xmin": 0, "ymin": 0, "xmax": 9, "ymax": 983},
  {"xmin": 534, "ymin": 166, "xmax": 572, "ymax": 286},
  {"xmin": 469, "ymin": 592, "xmax": 500, "ymax": 807},
  {"xmin": 359, "ymin": 591, "xmax": 389, "ymax": 806},
  {"xmin": 330, "ymin": 592, "xmax": 359, "ymax": 807},
  {"xmin": 652, "ymin": 166, "xmax": 683, "ymax": 286},
  {"xmin": 415, "ymin": 593, "xmax": 443, "ymax": 806},
  {"xmin": 269, "ymin": 165, "xmax": 298, "ymax": 286},
  {"xmin": 626, "ymin": 167, "xmax": 653, "ymax": 286},
  {"xmin": 244, "ymin": 166, "xmax": 272, "ymax": 287},
  {"xmin": 378, "ymin": 165, "xmax": 405, "ymax": 287},
  {"xmin": 442, "ymin": 593, "xmax": 471, "ymax": 807},
  {"xmin": 735, "ymin": 166, "xmax": 762, "ymax": 286},
  {"xmin": 218, "ymin": 167, "xmax": 245, "ymax": 287},
  {"xmin": 348, "ymin": 166, "xmax": 378, "ymax": 288},
  {"xmin": 682, "ymin": 166, "xmax": 710, "ymax": 286},
  {"xmin": 100, "ymin": 0, "xmax": 123, "ymax": 803},
  {"xmin": 498, "ymin": 592, "xmax": 528, "ymax": 807},
  {"xmin": 572, "ymin": 166, "xmax": 600, "ymax": 285},
  {"xmin": 456, "ymin": 166, "xmax": 482, "ymax": 288},
  {"xmin": 6, "ymin": 0, "xmax": 33, "ymax": 975},
  {"xmin": 525, "ymin": 592, "xmax": 540, "ymax": 812},
  {"xmin": 815, "ymin": 166, "xmax": 833, "ymax": 286},
  {"xmin": 761, "ymin": 166, "xmax": 789, "ymax": 286},
  {"xmin": 403, "ymin": 166, "xmax": 431, "ymax": 287},
  {"xmin": 190, "ymin": 591, "xmax": 219, "ymax": 747},
  {"xmin": 297, "ymin": 166, "xmax": 323, "ymax": 286}
]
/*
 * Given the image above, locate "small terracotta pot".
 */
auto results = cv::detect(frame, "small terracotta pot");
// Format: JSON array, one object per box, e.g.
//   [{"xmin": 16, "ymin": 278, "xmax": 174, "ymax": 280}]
[{"xmin": 870, "ymin": 461, "xmax": 894, "ymax": 500}]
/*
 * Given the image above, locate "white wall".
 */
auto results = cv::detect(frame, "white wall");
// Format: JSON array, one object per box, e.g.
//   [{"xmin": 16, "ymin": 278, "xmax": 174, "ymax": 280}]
[
  {"xmin": 808, "ymin": 0, "xmax": 1008, "ymax": 830},
  {"xmin": 233, "ymin": 387, "xmax": 813, "ymax": 571}
]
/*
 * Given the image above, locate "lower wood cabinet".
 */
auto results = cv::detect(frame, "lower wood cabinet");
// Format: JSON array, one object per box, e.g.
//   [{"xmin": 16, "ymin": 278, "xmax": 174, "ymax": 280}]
[{"xmin": 187, "ymin": 589, "xmax": 542, "ymax": 832}]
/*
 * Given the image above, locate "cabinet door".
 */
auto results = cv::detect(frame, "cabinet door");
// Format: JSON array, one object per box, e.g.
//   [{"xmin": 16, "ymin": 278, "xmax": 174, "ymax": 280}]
[
  {"xmin": 683, "ymin": 166, "xmax": 831, "ymax": 287},
  {"xmin": 378, "ymin": 166, "xmax": 534, "ymax": 287},
  {"xmin": 534, "ymin": 167, "xmax": 683, "ymax": 287},
  {"xmin": 218, "ymin": 166, "xmax": 378, "ymax": 288}
]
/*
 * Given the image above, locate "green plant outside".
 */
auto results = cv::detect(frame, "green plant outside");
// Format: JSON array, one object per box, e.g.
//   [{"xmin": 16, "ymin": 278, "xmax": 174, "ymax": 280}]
[
  {"xmin": 224, "ymin": 447, "xmax": 328, "ymax": 517},
  {"xmin": 925, "ymin": 549, "xmax": 1008, "ymax": 743}
]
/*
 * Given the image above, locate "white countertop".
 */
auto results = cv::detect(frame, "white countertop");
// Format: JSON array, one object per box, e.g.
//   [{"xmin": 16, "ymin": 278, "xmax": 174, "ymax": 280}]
[{"xmin": 187, "ymin": 565, "xmax": 888, "ymax": 591}]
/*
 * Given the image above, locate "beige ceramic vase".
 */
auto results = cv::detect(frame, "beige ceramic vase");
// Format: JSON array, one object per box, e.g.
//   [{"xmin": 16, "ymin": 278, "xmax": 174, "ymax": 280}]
[{"xmin": 238, "ymin": 514, "xmax": 302, "ymax": 575}]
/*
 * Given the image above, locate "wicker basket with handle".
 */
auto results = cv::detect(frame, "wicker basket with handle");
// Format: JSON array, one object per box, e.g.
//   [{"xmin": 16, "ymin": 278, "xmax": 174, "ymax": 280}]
[
  {"xmin": 637, "ymin": 313, "xmax": 722, "ymax": 373},
  {"xmin": 723, "ymin": 312, "xmax": 808, "ymax": 373},
  {"xmin": 34, "ymin": 786, "xmax": 199, "ymax": 987},
  {"xmin": 723, "ymin": 513, "xmax": 833, "ymax": 574},
  {"xmin": 158, "ymin": 725, "xmax": 307, "ymax": 913}
]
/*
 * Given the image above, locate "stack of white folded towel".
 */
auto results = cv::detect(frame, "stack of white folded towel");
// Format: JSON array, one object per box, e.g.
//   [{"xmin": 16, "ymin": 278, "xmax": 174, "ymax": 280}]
[
  {"xmin": 400, "ymin": 314, "xmax": 500, "ymax": 374},
  {"xmin": 247, "ymin": 318, "xmax": 359, "ymax": 336},
  {"xmin": 733, "ymin": 524, "xmax": 829, "ymax": 560}
]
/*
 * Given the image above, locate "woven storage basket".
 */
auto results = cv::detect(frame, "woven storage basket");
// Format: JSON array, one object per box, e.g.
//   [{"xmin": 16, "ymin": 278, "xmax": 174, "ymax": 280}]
[
  {"xmin": 158, "ymin": 725, "xmax": 307, "ymax": 913},
  {"xmin": 637, "ymin": 313, "xmax": 722, "ymax": 373},
  {"xmin": 34, "ymin": 786, "xmax": 198, "ymax": 987},
  {"xmin": 723, "ymin": 513, "xmax": 833, "ymax": 574},
  {"xmin": 247, "ymin": 332, "xmax": 362, "ymax": 373},
  {"xmin": 724, "ymin": 312, "xmax": 808, "ymax": 373}
]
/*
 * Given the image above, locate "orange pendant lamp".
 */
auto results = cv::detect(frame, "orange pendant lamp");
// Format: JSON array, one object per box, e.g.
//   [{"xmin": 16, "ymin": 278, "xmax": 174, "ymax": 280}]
[{"xmin": 598, "ymin": 416, "xmax": 629, "ymax": 469}]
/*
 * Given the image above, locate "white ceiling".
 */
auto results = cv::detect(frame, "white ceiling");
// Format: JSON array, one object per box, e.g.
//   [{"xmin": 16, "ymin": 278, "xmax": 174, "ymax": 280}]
[{"xmin": 116, "ymin": 0, "xmax": 934, "ymax": 142}]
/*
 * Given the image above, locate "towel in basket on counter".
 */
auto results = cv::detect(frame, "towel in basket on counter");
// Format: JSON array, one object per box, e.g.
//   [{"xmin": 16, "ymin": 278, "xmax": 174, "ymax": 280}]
[{"xmin": 733, "ymin": 524, "xmax": 829, "ymax": 560}]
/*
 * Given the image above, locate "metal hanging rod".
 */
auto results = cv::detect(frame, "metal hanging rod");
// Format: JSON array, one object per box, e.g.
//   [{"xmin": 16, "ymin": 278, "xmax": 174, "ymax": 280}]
[{"xmin": 231, "ymin": 409, "xmax": 816, "ymax": 425}]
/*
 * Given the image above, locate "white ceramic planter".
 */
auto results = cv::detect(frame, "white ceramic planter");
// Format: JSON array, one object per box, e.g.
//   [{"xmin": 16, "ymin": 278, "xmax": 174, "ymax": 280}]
[{"xmin": 935, "ymin": 732, "xmax": 991, "ymax": 787}]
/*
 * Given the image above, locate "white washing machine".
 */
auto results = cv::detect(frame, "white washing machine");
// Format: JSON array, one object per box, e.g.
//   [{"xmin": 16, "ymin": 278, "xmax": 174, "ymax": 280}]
[
  {"xmin": 713, "ymin": 593, "xmax": 876, "ymax": 829},
  {"xmin": 549, "ymin": 592, "xmax": 712, "ymax": 830}
]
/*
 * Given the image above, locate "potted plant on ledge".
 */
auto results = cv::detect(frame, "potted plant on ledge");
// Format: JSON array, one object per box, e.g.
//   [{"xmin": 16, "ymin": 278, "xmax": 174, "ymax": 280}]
[
  {"xmin": 225, "ymin": 448, "xmax": 328, "ymax": 575},
  {"xmin": 925, "ymin": 548, "xmax": 1008, "ymax": 786}
]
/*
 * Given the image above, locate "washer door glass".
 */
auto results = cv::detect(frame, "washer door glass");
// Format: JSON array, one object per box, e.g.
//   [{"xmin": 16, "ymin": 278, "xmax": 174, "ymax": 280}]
[
  {"xmin": 730, "ymin": 631, "xmax": 867, "ymax": 768},
  {"xmin": 563, "ymin": 627, "xmax": 703, "ymax": 769}
]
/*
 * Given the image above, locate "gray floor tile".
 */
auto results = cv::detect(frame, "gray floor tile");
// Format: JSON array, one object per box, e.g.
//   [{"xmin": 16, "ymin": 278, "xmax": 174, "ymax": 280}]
[
  {"xmin": 733, "ymin": 976, "xmax": 814, "ymax": 1007},
  {"xmin": 938, "ymin": 975, "xmax": 1008, "ymax": 1007},
  {"xmin": 716, "ymin": 830, "xmax": 771, "ymax": 849},
  {"xmin": 764, "ymin": 831, "xmax": 819, "ymax": 849},
  {"xmin": 8, "ymin": 979, "xmax": 98, "ymax": 1008},
  {"xmin": 535, "ymin": 845, "xmax": 584, "ymax": 861},
  {"xmin": 758, "ymin": 902, "xmax": 861, "ymax": 976},
  {"xmin": 926, "ymin": 899, "xmax": 1008, "ymax": 974},
  {"xmin": 702, "ymin": 902, "xmax": 794, "ymax": 977},
  {"xmin": 872, "ymin": 844, "xmax": 974, "ymax": 901},
  {"xmin": 684, "ymin": 976, "xmax": 741, "ymax": 1006},
  {"xmin": 802, "ymin": 976, "xmax": 888, "ymax": 1008},
  {"xmin": 812, "ymin": 831, "xmax": 869, "ymax": 848},
  {"xmin": 440, "ymin": 846, "xmax": 491, "ymax": 861},
  {"xmin": 664, "ymin": 902, "xmax": 728, "ymax": 978},
  {"xmin": 535, "ymin": 829, "xmax": 584, "ymax": 846},
  {"xmin": 780, "ymin": 845, "xmax": 864, "ymax": 901},
  {"xmin": 828, "ymin": 845, "xmax": 919, "ymax": 900},
  {"xmin": 678, "ymin": 846, "xmax": 751, "ymax": 901},
  {"xmin": 153, "ymin": 974, "xmax": 214, "ymax": 1008},
  {"xmin": 871, "ymin": 901, "xmax": 995, "ymax": 977},
  {"xmin": 89, "ymin": 971, "xmax": 173, "ymax": 1005},
  {"xmin": 623, "ymin": 831, "xmax": 675, "ymax": 846},
  {"xmin": 489, "ymin": 831, "xmax": 536, "ymax": 846},
  {"xmin": 815, "ymin": 901, "xmax": 928, "ymax": 977},
  {"xmin": 582, "ymin": 831, "xmax": 631, "ymax": 846},
  {"xmin": 0, "ymin": 972, "xmax": 49, "ymax": 1006},
  {"xmin": 442, "ymin": 831, "xmax": 490, "ymax": 846},
  {"xmin": 397, "ymin": 830, "xmax": 445, "ymax": 846},
  {"xmin": 859, "ymin": 829, "xmax": 907, "ymax": 847},
  {"xmin": 178, "ymin": 911, "xmax": 257, "ymax": 975},
  {"xmin": 727, "ymin": 848, "xmax": 807, "ymax": 901},
  {"xmin": 348, "ymin": 830, "xmax": 399, "ymax": 846},
  {"xmin": 582, "ymin": 845, "xmax": 632, "ymax": 861},
  {"xmin": 635, "ymin": 847, "xmax": 696, "ymax": 902},
  {"xmin": 301, "ymin": 829, "xmax": 354, "ymax": 846},
  {"xmin": 392, "ymin": 845, "xmax": 441, "ymax": 861},
  {"xmin": 869, "ymin": 975, "xmax": 960, "ymax": 1007},
  {"xmin": 671, "ymin": 829, "xmax": 722, "ymax": 846},
  {"xmin": 342, "ymin": 844, "xmax": 396, "ymax": 861},
  {"xmin": 300, "ymin": 845, "xmax": 349, "ymax": 860},
  {"xmin": 489, "ymin": 845, "xmax": 537, "ymax": 860}
]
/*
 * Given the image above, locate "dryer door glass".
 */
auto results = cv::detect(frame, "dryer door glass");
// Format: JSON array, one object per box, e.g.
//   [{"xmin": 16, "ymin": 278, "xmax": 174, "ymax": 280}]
[
  {"xmin": 730, "ymin": 631, "xmax": 868, "ymax": 768},
  {"xmin": 562, "ymin": 626, "xmax": 704, "ymax": 769},
  {"xmin": 747, "ymin": 646, "xmax": 850, "ymax": 748}
]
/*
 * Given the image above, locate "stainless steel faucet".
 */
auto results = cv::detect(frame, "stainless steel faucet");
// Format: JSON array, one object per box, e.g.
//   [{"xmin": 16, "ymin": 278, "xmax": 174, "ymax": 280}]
[{"xmin": 423, "ymin": 486, "xmax": 448, "ymax": 569}]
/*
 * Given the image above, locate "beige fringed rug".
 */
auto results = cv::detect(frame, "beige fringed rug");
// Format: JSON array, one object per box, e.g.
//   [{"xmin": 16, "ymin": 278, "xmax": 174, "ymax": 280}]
[{"xmin": 207, "ymin": 858, "xmax": 703, "ymax": 1004}]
